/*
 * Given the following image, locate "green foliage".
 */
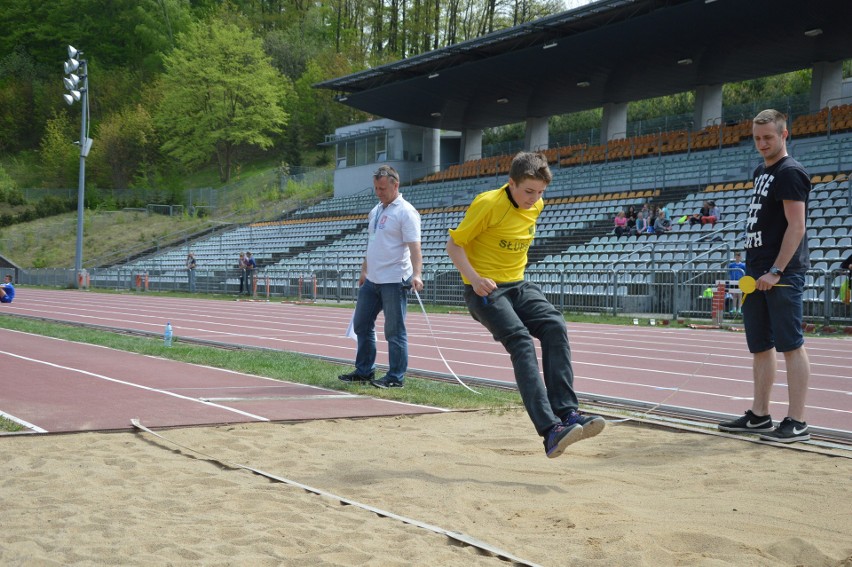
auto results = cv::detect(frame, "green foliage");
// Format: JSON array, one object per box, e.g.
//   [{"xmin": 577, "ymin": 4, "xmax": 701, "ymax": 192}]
[
  {"xmin": 0, "ymin": 165, "xmax": 25, "ymax": 205},
  {"xmin": 131, "ymin": 0, "xmax": 194, "ymax": 73},
  {"xmin": 628, "ymin": 92, "xmax": 694, "ymax": 123},
  {"xmin": 291, "ymin": 57, "xmax": 367, "ymax": 147},
  {"xmin": 88, "ymin": 104, "xmax": 159, "ymax": 189},
  {"xmin": 723, "ymin": 69, "xmax": 811, "ymax": 106},
  {"xmin": 38, "ymin": 112, "xmax": 78, "ymax": 188},
  {"xmin": 156, "ymin": 13, "xmax": 292, "ymax": 182}
]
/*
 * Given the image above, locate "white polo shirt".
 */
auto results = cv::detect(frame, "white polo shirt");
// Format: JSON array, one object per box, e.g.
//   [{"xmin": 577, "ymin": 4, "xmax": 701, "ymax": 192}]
[{"xmin": 365, "ymin": 195, "xmax": 421, "ymax": 284}]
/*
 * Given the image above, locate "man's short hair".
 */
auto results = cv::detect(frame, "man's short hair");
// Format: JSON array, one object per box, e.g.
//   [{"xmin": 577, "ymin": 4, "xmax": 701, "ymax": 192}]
[
  {"xmin": 753, "ymin": 109, "xmax": 787, "ymax": 135},
  {"xmin": 373, "ymin": 165, "xmax": 400, "ymax": 183},
  {"xmin": 509, "ymin": 152, "xmax": 552, "ymax": 185}
]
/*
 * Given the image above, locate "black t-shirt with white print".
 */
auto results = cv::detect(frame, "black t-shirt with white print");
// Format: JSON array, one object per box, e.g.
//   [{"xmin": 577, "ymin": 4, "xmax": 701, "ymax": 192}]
[{"xmin": 745, "ymin": 155, "xmax": 810, "ymax": 273}]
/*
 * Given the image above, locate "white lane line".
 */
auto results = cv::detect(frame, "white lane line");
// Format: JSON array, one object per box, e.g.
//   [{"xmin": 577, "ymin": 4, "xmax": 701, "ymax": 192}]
[
  {"xmin": 0, "ymin": 410, "xmax": 47, "ymax": 433},
  {"xmin": 0, "ymin": 349, "xmax": 270, "ymax": 422}
]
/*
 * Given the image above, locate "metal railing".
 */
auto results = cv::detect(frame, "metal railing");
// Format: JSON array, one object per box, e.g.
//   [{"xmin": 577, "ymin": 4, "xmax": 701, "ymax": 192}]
[{"xmin": 17, "ymin": 265, "xmax": 852, "ymax": 327}]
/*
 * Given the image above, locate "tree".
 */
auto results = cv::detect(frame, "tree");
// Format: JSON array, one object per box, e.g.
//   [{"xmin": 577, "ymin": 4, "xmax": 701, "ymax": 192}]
[
  {"xmin": 155, "ymin": 14, "xmax": 291, "ymax": 182},
  {"xmin": 39, "ymin": 112, "xmax": 78, "ymax": 188},
  {"xmin": 89, "ymin": 104, "xmax": 159, "ymax": 189}
]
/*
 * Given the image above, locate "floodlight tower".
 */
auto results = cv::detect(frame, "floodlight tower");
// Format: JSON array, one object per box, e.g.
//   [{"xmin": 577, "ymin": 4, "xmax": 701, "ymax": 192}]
[{"xmin": 62, "ymin": 45, "xmax": 92, "ymax": 288}]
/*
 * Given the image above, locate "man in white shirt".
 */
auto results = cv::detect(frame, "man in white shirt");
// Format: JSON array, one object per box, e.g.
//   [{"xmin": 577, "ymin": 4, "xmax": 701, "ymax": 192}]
[{"xmin": 339, "ymin": 165, "xmax": 423, "ymax": 388}]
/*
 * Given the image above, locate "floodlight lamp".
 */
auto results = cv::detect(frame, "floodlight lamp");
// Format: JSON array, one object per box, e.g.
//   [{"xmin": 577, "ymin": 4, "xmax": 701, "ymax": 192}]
[
  {"xmin": 81, "ymin": 137, "xmax": 93, "ymax": 157},
  {"xmin": 577, "ymin": 81, "xmax": 591, "ymax": 88},
  {"xmin": 677, "ymin": 58, "xmax": 693, "ymax": 66},
  {"xmin": 430, "ymin": 112, "xmax": 442, "ymax": 117},
  {"xmin": 496, "ymin": 97, "xmax": 509, "ymax": 104},
  {"xmin": 63, "ymin": 74, "xmax": 80, "ymax": 90},
  {"xmin": 543, "ymin": 41, "xmax": 558, "ymax": 50},
  {"xmin": 428, "ymin": 72, "xmax": 440, "ymax": 79},
  {"xmin": 804, "ymin": 28, "xmax": 823, "ymax": 37},
  {"xmin": 67, "ymin": 45, "xmax": 79, "ymax": 59},
  {"xmin": 62, "ymin": 90, "xmax": 82, "ymax": 105},
  {"xmin": 64, "ymin": 59, "xmax": 80, "ymax": 75}
]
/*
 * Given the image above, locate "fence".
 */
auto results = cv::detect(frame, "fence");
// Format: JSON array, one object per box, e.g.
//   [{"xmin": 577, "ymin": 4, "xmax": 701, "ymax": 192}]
[{"xmin": 17, "ymin": 265, "xmax": 852, "ymax": 327}]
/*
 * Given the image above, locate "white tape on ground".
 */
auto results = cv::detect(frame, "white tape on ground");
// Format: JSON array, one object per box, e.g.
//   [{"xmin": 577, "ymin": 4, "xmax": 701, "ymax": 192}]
[
  {"xmin": 131, "ymin": 419, "xmax": 542, "ymax": 567},
  {"xmin": 413, "ymin": 289, "xmax": 480, "ymax": 395}
]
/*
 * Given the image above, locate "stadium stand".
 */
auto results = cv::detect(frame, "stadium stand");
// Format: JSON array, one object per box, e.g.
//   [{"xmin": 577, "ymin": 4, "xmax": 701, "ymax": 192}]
[{"xmin": 76, "ymin": 106, "xmax": 850, "ymax": 324}]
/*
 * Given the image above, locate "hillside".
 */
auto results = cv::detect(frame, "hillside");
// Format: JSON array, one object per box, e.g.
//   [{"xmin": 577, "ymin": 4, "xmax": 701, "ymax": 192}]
[{"xmin": 0, "ymin": 210, "xmax": 215, "ymax": 268}]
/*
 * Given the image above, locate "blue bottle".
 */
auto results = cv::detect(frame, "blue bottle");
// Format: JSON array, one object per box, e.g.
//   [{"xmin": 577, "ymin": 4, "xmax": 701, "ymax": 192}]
[{"xmin": 164, "ymin": 322, "xmax": 173, "ymax": 347}]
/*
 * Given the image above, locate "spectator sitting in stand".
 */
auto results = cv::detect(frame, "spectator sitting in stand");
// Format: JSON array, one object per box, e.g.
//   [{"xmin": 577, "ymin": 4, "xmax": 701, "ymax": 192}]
[
  {"xmin": 689, "ymin": 200, "xmax": 711, "ymax": 225},
  {"xmin": 653, "ymin": 210, "xmax": 672, "ymax": 233},
  {"xmin": 613, "ymin": 210, "xmax": 629, "ymax": 237},
  {"xmin": 705, "ymin": 200, "xmax": 721, "ymax": 225},
  {"xmin": 633, "ymin": 211, "xmax": 649, "ymax": 235},
  {"xmin": 625, "ymin": 206, "xmax": 637, "ymax": 231}
]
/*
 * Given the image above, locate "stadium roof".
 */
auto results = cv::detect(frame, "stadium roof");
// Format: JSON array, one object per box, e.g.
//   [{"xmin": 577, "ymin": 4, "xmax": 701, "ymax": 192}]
[{"xmin": 315, "ymin": 0, "xmax": 852, "ymax": 132}]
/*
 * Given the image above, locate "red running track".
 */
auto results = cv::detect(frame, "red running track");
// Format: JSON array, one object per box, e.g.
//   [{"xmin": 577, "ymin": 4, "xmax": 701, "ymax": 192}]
[
  {"xmin": 0, "ymin": 327, "xmax": 445, "ymax": 433},
  {"xmin": 2, "ymin": 288, "xmax": 850, "ymax": 436}
]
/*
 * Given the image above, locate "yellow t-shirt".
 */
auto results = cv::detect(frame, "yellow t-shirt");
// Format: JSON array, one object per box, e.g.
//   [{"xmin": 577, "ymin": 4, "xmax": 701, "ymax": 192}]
[{"xmin": 448, "ymin": 184, "xmax": 542, "ymax": 284}]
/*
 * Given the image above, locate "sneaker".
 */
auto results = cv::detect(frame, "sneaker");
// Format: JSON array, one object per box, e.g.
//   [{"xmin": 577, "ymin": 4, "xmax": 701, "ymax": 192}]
[
  {"xmin": 543, "ymin": 423, "xmax": 583, "ymax": 458},
  {"xmin": 370, "ymin": 376, "xmax": 404, "ymax": 389},
  {"xmin": 718, "ymin": 410, "xmax": 774, "ymax": 433},
  {"xmin": 563, "ymin": 410, "xmax": 606, "ymax": 440},
  {"xmin": 338, "ymin": 370, "xmax": 374, "ymax": 383},
  {"xmin": 760, "ymin": 417, "xmax": 810, "ymax": 443}
]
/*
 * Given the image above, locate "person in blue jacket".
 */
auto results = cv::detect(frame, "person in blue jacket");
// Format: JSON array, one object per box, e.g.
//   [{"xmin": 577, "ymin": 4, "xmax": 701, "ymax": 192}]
[{"xmin": 0, "ymin": 274, "xmax": 15, "ymax": 303}]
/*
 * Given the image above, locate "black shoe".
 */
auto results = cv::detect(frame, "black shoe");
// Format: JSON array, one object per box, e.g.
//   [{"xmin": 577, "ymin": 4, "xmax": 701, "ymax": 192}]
[
  {"xmin": 338, "ymin": 370, "xmax": 374, "ymax": 383},
  {"xmin": 718, "ymin": 410, "xmax": 774, "ymax": 433},
  {"xmin": 563, "ymin": 410, "xmax": 606, "ymax": 440},
  {"xmin": 370, "ymin": 376, "xmax": 403, "ymax": 389},
  {"xmin": 760, "ymin": 417, "xmax": 810, "ymax": 443},
  {"xmin": 543, "ymin": 423, "xmax": 583, "ymax": 458}
]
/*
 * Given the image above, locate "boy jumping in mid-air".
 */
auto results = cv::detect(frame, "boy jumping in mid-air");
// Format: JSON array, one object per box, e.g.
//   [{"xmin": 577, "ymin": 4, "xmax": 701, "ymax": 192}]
[{"xmin": 446, "ymin": 151, "xmax": 605, "ymax": 458}]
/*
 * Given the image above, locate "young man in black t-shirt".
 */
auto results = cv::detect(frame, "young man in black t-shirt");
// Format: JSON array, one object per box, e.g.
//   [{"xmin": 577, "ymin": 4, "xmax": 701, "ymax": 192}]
[{"xmin": 718, "ymin": 109, "xmax": 812, "ymax": 443}]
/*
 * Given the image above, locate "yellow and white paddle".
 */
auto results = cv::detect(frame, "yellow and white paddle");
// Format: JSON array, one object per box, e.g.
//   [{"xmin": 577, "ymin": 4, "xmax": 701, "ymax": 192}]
[{"xmin": 738, "ymin": 275, "xmax": 791, "ymax": 303}]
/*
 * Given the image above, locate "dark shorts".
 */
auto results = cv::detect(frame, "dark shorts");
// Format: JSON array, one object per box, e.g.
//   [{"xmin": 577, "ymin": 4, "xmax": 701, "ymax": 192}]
[
  {"xmin": 0, "ymin": 296, "xmax": 12, "ymax": 303},
  {"xmin": 741, "ymin": 270, "xmax": 805, "ymax": 353}
]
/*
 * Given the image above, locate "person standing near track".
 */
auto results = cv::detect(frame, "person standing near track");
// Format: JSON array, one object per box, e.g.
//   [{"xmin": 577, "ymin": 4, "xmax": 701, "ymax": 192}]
[
  {"xmin": 718, "ymin": 109, "xmax": 812, "ymax": 443},
  {"xmin": 338, "ymin": 165, "xmax": 423, "ymax": 389},
  {"xmin": 186, "ymin": 252, "xmax": 197, "ymax": 293},
  {"xmin": 244, "ymin": 252, "xmax": 257, "ymax": 296},
  {"xmin": 0, "ymin": 274, "xmax": 15, "ymax": 303},
  {"xmin": 726, "ymin": 251, "xmax": 746, "ymax": 314},
  {"xmin": 445, "ymin": 151, "xmax": 605, "ymax": 459},
  {"xmin": 237, "ymin": 252, "xmax": 247, "ymax": 294}
]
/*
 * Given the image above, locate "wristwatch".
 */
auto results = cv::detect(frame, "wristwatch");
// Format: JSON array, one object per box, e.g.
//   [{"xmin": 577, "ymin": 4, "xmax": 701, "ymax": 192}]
[{"xmin": 769, "ymin": 266, "xmax": 784, "ymax": 276}]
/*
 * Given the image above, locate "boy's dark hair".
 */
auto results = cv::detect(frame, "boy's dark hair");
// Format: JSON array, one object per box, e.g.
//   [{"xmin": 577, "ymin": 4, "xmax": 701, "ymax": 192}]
[{"xmin": 509, "ymin": 152, "xmax": 552, "ymax": 184}]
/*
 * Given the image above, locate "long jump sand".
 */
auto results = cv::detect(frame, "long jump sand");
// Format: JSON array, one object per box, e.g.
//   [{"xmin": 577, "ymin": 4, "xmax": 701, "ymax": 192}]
[{"xmin": 1, "ymin": 408, "xmax": 850, "ymax": 566}]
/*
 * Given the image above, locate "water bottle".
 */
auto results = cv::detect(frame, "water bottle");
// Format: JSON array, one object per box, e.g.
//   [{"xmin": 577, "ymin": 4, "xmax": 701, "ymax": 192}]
[{"xmin": 164, "ymin": 322, "xmax": 173, "ymax": 347}]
